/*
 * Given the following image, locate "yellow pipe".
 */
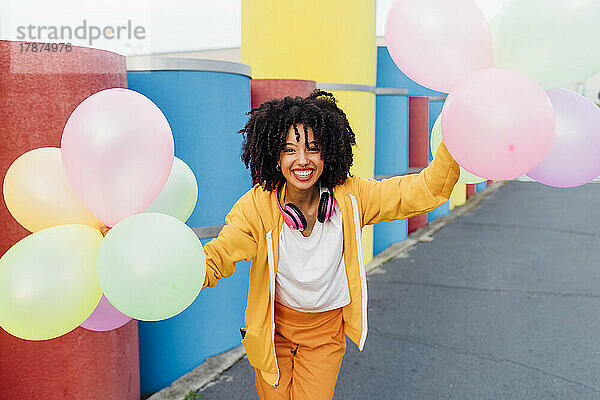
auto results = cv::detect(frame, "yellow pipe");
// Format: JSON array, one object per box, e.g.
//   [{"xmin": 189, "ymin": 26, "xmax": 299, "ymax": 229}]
[
  {"xmin": 242, "ymin": 0, "xmax": 377, "ymax": 262},
  {"xmin": 242, "ymin": 0, "xmax": 376, "ymax": 84},
  {"xmin": 331, "ymin": 90, "xmax": 375, "ymax": 263},
  {"xmin": 450, "ymin": 182, "xmax": 467, "ymax": 209}
]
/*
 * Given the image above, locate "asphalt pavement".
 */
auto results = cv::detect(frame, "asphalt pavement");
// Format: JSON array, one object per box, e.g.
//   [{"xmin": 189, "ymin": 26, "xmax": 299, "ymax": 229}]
[{"xmin": 197, "ymin": 181, "xmax": 600, "ymax": 399}]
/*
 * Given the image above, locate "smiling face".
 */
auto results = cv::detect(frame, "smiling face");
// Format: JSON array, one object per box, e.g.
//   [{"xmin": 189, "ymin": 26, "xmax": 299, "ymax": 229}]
[{"xmin": 279, "ymin": 123, "xmax": 324, "ymax": 193}]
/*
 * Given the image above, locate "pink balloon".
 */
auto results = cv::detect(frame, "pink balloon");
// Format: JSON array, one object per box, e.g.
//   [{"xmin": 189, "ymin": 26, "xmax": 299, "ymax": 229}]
[
  {"xmin": 61, "ymin": 88, "xmax": 174, "ymax": 227},
  {"xmin": 527, "ymin": 89, "xmax": 600, "ymax": 187},
  {"xmin": 385, "ymin": 0, "xmax": 494, "ymax": 93},
  {"xmin": 442, "ymin": 68, "xmax": 555, "ymax": 180},
  {"xmin": 81, "ymin": 294, "xmax": 131, "ymax": 332}
]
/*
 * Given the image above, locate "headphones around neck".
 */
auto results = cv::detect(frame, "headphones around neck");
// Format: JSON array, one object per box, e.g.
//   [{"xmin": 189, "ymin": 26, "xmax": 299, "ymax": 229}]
[{"xmin": 276, "ymin": 180, "xmax": 336, "ymax": 231}]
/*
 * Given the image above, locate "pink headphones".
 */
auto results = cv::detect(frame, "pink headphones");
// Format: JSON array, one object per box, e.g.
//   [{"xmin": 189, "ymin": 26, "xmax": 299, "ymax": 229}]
[{"xmin": 276, "ymin": 180, "xmax": 336, "ymax": 231}]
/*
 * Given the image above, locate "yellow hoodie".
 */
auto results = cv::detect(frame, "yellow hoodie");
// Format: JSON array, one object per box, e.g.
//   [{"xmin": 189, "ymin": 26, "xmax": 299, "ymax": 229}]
[{"xmin": 203, "ymin": 142, "xmax": 460, "ymax": 387}]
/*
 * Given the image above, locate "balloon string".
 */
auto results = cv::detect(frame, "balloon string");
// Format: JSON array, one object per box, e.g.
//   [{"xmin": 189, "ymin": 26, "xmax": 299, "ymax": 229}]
[{"xmin": 100, "ymin": 225, "xmax": 111, "ymax": 237}]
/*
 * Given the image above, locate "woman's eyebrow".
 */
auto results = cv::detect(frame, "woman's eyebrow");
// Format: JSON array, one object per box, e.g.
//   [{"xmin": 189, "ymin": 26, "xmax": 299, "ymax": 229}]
[{"xmin": 284, "ymin": 141, "xmax": 318, "ymax": 146}]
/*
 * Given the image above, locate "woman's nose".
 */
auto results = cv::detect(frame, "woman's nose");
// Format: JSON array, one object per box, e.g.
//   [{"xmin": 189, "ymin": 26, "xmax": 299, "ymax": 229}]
[{"xmin": 297, "ymin": 148, "xmax": 308, "ymax": 164}]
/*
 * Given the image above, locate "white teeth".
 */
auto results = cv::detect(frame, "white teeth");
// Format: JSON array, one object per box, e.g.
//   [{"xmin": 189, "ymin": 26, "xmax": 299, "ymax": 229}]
[{"xmin": 294, "ymin": 170, "xmax": 312, "ymax": 177}]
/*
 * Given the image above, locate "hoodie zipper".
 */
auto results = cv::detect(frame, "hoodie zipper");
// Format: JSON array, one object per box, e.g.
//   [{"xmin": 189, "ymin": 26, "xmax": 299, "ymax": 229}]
[
  {"xmin": 265, "ymin": 230, "xmax": 280, "ymax": 388},
  {"xmin": 349, "ymin": 194, "xmax": 368, "ymax": 350},
  {"xmin": 264, "ymin": 194, "xmax": 367, "ymax": 388}
]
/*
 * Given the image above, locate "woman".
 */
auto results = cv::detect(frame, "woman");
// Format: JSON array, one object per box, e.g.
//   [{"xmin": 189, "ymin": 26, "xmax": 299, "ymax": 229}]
[{"xmin": 203, "ymin": 90, "xmax": 460, "ymax": 399}]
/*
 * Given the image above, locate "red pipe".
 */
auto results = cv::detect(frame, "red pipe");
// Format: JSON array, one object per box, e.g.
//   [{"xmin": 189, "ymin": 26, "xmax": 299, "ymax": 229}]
[
  {"xmin": 0, "ymin": 323, "xmax": 139, "ymax": 399},
  {"xmin": 408, "ymin": 214, "xmax": 428, "ymax": 234},
  {"xmin": 408, "ymin": 96, "xmax": 430, "ymax": 232},
  {"xmin": 408, "ymin": 96, "xmax": 430, "ymax": 169},
  {"xmin": 251, "ymin": 79, "xmax": 316, "ymax": 109},
  {"xmin": 466, "ymin": 184, "xmax": 476, "ymax": 199},
  {"xmin": 0, "ymin": 40, "xmax": 139, "ymax": 400}
]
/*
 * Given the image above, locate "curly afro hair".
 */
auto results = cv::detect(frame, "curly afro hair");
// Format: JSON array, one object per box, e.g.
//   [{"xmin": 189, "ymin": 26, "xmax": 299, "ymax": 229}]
[{"xmin": 239, "ymin": 90, "xmax": 356, "ymax": 191}]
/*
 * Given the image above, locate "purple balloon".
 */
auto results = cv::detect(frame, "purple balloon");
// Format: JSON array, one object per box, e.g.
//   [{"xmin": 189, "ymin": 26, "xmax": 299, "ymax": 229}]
[
  {"xmin": 80, "ymin": 294, "xmax": 132, "ymax": 332},
  {"xmin": 527, "ymin": 89, "xmax": 600, "ymax": 187}
]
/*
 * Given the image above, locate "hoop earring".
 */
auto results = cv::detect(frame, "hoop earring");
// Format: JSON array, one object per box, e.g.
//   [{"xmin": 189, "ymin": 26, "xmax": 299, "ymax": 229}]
[{"xmin": 276, "ymin": 164, "xmax": 281, "ymax": 171}]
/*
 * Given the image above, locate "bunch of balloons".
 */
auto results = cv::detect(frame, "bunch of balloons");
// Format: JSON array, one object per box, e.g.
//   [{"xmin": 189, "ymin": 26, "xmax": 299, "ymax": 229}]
[
  {"xmin": 386, "ymin": 0, "xmax": 600, "ymax": 187},
  {"xmin": 1, "ymin": 88, "xmax": 205, "ymax": 340}
]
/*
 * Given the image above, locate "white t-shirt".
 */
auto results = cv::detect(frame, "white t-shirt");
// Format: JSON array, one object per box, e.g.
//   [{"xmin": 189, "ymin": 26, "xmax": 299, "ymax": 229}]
[{"xmin": 275, "ymin": 187, "xmax": 351, "ymax": 313}]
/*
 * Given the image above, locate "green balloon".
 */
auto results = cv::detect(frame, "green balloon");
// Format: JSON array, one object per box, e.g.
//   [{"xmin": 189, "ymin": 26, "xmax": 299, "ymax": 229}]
[
  {"xmin": 145, "ymin": 157, "xmax": 198, "ymax": 222},
  {"xmin": 495, "ymin": 0, "xmax": 600, "ymax": 89},
  {"xmin": 97, "ymin": 212, "xmax": 205, "ymax": 321},
  {"xmin": 0, "ymin": 225, "xmax": 103, "ymax": 340},
  {"xmin": 430, "ymin": 113, "xmax": 486, "ymax": 184}
]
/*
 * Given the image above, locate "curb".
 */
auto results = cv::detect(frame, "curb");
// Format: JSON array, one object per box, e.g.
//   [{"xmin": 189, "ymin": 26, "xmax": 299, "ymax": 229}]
[
  {"xmin": 147, "ymin": 345, "xmax": 246, "ymax": 400},
  {"xmin": 147, "ymin": 181, "xmax": 506, "ymax": 400}
]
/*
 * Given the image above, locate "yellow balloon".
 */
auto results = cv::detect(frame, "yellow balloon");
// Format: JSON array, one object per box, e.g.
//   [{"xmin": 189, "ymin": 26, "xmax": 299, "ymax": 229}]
[
  {"xmin": 430, "ymin": 113, "xmax": 487, "ymax": 184},
  {"xmin": 3, "ymin": 147, "xmax": 103, "ymax": 232},
  {"xmin": 0, "ymin": 224, "xmax": 103, "ymax": 340}
]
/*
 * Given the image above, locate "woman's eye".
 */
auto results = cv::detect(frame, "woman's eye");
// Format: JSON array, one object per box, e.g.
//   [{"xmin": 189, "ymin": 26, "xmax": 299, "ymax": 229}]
[{"xmin": 284, "ymin": 148, "xmax": 294, "ymax": 153}]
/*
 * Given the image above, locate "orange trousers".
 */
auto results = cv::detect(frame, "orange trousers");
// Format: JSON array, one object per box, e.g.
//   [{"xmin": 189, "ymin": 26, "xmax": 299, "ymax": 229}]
[{"xmin": 254, "ymin": 302, "xmax": 346, "ymax": 400}]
